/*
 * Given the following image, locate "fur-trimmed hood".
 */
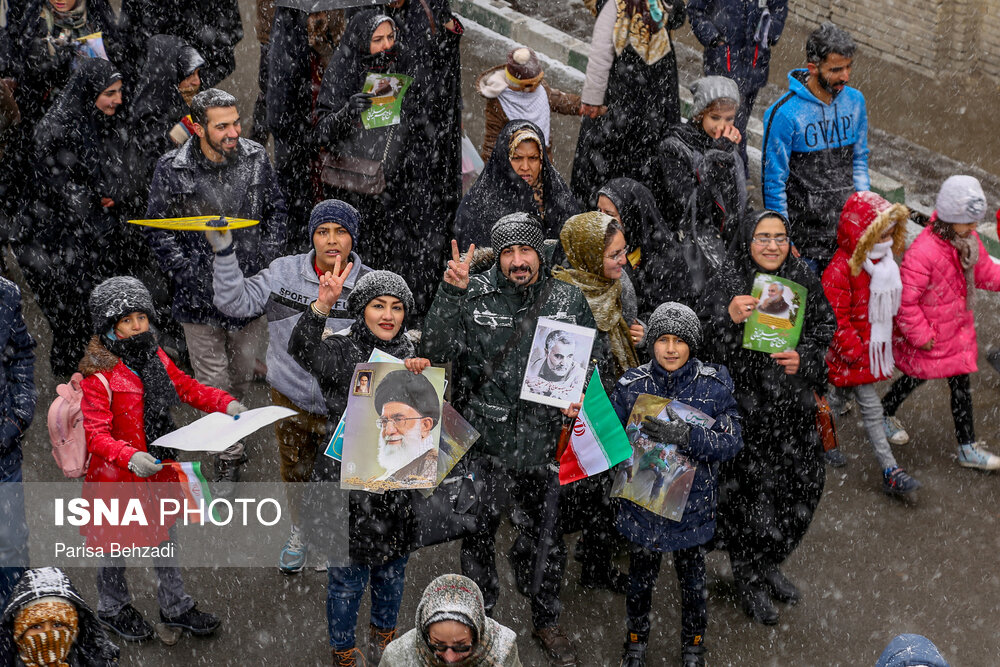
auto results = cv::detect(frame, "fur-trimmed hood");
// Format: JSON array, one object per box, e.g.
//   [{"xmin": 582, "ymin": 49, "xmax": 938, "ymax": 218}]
[
  {"xmin": 837, "ymin": 191, "xmax": 909, "ymax": 276},
  {"xmin": 78, "ymin": 336, "xmax": 120, "ymax": 376}
]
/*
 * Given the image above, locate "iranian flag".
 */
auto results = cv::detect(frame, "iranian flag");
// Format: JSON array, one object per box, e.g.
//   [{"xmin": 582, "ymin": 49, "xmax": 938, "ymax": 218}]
[
  {"xmin": 559, "ymin": 368, "xmax": 632, "ymax": 485},
  {"xmin": 168, "ymin": 461, "xmax": 219, "ymax": 521}
]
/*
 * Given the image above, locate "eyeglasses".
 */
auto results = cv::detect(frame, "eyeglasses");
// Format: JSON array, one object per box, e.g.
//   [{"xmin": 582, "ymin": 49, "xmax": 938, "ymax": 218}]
[
  {"xmin": 427, "ymin": 643, "xmax": 473, "ymax": 655},
  {"xmin": 751, "ymin": 235, "xmax": 789, "ymax": 246},
  {"xmin": 605, "ymin": 245, "xmax": 631, "ymax": 262},
  {"xmin": 375, "ymin": 416, "xmax": 424, "ymax": 430}
]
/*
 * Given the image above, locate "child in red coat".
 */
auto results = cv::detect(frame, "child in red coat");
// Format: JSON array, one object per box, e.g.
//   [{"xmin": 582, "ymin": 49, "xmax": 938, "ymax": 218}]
[
  {"xmin": 822, "ymin": 192, "xmax": 918, "ymax": 498},
  {"xmin": 80, "ymin": 277, "xmax": 245, "ymax": 642}
]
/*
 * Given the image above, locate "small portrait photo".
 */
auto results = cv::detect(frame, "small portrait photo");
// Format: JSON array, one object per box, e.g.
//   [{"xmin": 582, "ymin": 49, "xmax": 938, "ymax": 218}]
[
  {"xmin": 520, "ymin": 317, "xmax": 597, "ymax": 409},
  {"xmin": 756, "ymin": 281, "xmax": 793, "ymax": 319},
  {"xmin": 353, "ymin": 370, "xmax": 374, "ymax": 396}
]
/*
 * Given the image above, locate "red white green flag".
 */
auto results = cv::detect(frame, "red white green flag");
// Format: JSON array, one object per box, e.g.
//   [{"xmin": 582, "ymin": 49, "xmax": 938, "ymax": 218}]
[
  {"xmin": 168, "ymin": 461, "xmax": 220, "ymax": 521},
  {"xmin": 559, "ymin": 368, "xmax": 632, "ymax": 485}
]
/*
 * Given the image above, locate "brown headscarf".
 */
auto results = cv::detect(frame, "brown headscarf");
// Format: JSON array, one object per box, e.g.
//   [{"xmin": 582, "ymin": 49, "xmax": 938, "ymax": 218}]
[
  {"xmin": 612, "ymin": 0, "xmax": 673, "ymax": 65},
  {"xmin": 553, "ymin": 211, "xmax": 639, "ymax": 374},
  {"xmin": 508, "ymin": 128, "xmax": 545, "ymax": 219}
]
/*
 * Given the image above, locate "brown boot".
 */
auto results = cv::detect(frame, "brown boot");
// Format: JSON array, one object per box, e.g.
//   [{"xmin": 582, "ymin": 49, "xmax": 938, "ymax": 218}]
[
  {"xmin": 331, "ymin": 647, "xmax": 366, "ymax": 667},
  {"xmin": 532, "ymin": 625, "xmax": 579, "ymax": 666},
  {"xmin": 366, "ymin": 624, "xmax": 396, "ymax": 665}
]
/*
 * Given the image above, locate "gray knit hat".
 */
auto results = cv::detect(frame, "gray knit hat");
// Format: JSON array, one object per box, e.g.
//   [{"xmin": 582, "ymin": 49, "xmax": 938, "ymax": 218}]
[
  {"xmin": 346, "ymin": 270, "xmax": 414, "ymax": 319},
  {"xmin": 89, "ymin": 276, "xmax": 156, "ymax": 334},
  {"xmin": 935, "ymin": 175, "xmax": 987, "ymax": 224},
  {"xmin": 644, "ymin": 301, "xmax": 702, "ymax": 351},
  {"xmin": 690, "ymin": 75, "xmax": 740, "ymax": 119},
  {"xmin": 490, "ymin": 212, "xmax": 545, "ymax": 257}
]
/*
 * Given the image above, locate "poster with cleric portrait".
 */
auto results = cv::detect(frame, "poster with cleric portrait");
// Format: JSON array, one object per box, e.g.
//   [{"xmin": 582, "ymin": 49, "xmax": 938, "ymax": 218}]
[
  {"xmin": 520, "ymin": 317, "xmax": 597, "ymax": 409},
  {"xmin": 341, "ymin": 363, "xmax": 446, "ymax": 492}
]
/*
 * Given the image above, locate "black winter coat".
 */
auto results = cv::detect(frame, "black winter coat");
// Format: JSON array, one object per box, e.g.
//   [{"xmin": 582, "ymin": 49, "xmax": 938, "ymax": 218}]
[
  {"xmin": 32, "ymin": 59, "xmax": 140, "ymax": 268},
  {"xmin": 130, "ymin": 35, "xmax": 200, "ymax": 197},
  {"xmin": 570, "ymin": 1, "xmax": 686, "ymax": 203},
  {"xmin": 118, "ymin": 0, "xmax": 242, "ymax": 87},
  {"xmin": 697, "ymin": 209, "xmax": 834, "ymax": 571},
  {"xmin": 288, "ymin": 306, "xmax": 416, "ymax": 566},
  {"xmin": 144, "ymin": 138, "xmax": 287, "ymax": 328},
  {"xmin": 594, "ymin": 177, "xmax": 695, "ymax": 313}
]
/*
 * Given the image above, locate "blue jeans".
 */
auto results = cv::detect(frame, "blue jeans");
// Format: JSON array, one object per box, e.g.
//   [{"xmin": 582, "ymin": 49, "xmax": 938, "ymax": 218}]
[
  {"xmin": 0, "ymin": 461, "xmax": 29, "ymax": 608},
  {"xmin": 327, "ymin": 556, "xmax": 409, "ymax": 649}
]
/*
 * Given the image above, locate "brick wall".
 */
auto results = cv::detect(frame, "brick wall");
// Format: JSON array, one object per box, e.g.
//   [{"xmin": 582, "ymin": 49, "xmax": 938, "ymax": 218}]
[{"xmin": 788, "ymin": 0, "xmax": 998, "ymax": 83}]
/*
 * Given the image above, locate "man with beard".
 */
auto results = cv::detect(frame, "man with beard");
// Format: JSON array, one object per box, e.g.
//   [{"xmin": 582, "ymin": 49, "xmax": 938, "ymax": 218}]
[
  {"xmin": 144, "ymin": 88, "xmax": 287, "ymax": 485},
  {"xmin": 524, "ymin": 330, "xmax": 586, "ymax": 401},
  {"xmin": 420, "ymin": 212, "xmax": 602, "ymax": 667},
  {"xmin": 761, "ymin": 22, "xmax": 869, "ymax": 274},
  {"xmin": 372, "ymin": 369, "xmax": 440, "ymax": 485}
]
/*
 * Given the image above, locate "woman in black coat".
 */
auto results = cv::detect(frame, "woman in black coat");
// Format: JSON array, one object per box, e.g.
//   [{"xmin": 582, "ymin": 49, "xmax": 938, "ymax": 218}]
[
  {"xmin": 314, "ymin": 10, "xmax": 444, "ymax": 319},
  {"xmin": 289, "ymin": 267, "xmax": 429, "ymax": 664},
  {"xmin": 697, "ymin": 209, "xmax": 834, "ymax": 626},
  {"xmin": 130, "ymin": 35, "xmax": 203, "ymax": 193},
  {"xmin": 455, "ymin": 119, "xmax": 580, "ymax": 247},
  {"xmin": 571, "ymin": 0, "xmax": 686, "ymax": 203},
  {"xmin": 27, "ymin": 58, "xmax": 140, "ymax": 376},
  {"xmin": 594, "ymin": 177, "xmax": 695, "ymax": 313}
]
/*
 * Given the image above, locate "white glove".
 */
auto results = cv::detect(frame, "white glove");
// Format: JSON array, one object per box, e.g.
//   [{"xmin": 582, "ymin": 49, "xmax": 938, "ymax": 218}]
[
  {"xmin": 226, "ymin": 400, "xmax": 248, "ymax": 417},
  {"xmin": 205, "ymin": 229, "xmax": 234, "ymax": 254},
  {"xmin": 128, "ymin": 451, "xmax": 163, "ymax": 478}
]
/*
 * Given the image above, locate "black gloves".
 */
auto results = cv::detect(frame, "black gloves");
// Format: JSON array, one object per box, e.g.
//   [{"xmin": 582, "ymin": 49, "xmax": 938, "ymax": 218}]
[
  {"xmin": 346, "ymin": 92, "xmax": 374, "ymax": 114},
  {"xmin": 640, "ymin": 407, "xmax": 691, "ymax": 447}
]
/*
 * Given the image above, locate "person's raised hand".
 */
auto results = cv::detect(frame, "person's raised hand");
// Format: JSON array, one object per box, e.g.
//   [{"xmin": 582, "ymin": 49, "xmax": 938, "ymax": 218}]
[
  {"xmin": 561, "ymin": 394, "xmax": 584, "ymax": 420},
  {"xmin": 404, "ymin": 358, "xmax": 432, "ymax": 374},
  {"xmin": 315, "ymin": 256, "xmax": 353, "ymax": 313},
  {"xmin": 728, "ymin": 295, "xmax": 759, "ymax": 323},
  {"xmin": 629, "ymin": 321, "xmax": 645, "ymax": 346},
  {"xmin": 205, "ymin": 229, "xmax": 233, "ymax": 254},
  {"xmin": 444, "ymin": 239, "xmax": 475, "ymax": 290},
  {"xmin": 771, "ymin": 349, "xmax": 800, "ymax": 375},
  {"xmin": 721, "ymin": 124, "xmax": 742, "ymax": 144}
]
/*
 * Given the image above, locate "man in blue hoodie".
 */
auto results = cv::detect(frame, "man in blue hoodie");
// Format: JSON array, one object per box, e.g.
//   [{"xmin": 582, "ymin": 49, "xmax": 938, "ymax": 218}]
[{"xmin": 761, "ymin": 22, "xmax": 869, "ymax": 273}]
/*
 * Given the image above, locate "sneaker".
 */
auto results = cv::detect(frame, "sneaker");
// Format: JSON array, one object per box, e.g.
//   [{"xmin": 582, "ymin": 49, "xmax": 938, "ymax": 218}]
[
  {"xmin": 279, "ymin": 526, "xmax": 307, "ymax": 574},
  {"xmin": 159, "ymin": 605, "xmax": 220, "ymax": 636},
  {"xmin": 533, "ymin": 625, "xmax": 579, "ymax": 666},
  {"xmin": 883, "ymin": 416, "xmax": 910, "ymax": 446},
  {"xmin": 619, "ymin": 630, "xmax": 648, "ymax": 667},
  {"xmin": 957, "ymin": 442, "xmax": 1000, "ymax": 471},
  {"xmin": 882, "ymin": 466, "xmax": 922, "ymax": 497},
  {"xmin": 681, "ymin": 642, "xmax": 707, "ymax": 667},
  {"xmin": 98, "ymin": 604, "xmax": 153, "ymax": 642},
  {"xmin": 824, "ymin": 447, "xmax": 847, "ymax": 468}
]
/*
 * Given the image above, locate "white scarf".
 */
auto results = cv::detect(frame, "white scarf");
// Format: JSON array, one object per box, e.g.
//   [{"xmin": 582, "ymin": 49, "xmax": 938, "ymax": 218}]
[
  {"xmin": 498, "ymin": 85, "xmax": 551, "ymax": 146},
  {"xmin": 862, "ymin": 239, "xmax": 901, "ymax": 379}
]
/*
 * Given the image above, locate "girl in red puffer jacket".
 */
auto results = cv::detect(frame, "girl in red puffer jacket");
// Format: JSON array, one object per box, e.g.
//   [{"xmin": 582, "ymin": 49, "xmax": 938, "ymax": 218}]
[{"xmin": 822, "ymin": 192, "xmax": 919, "ymax": 498}]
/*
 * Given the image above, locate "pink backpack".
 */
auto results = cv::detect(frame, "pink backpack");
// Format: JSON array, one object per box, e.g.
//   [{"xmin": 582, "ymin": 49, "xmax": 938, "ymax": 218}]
[{"xmin": 47, "ymin": 372, "xmax": 110, "ymax": 478}]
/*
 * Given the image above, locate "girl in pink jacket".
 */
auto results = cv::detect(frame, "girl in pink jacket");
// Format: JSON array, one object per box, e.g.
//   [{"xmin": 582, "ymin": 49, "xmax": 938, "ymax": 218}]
[{"xmin": 882, "ymin": 176, "xmax": 1000, "ymax": 470}]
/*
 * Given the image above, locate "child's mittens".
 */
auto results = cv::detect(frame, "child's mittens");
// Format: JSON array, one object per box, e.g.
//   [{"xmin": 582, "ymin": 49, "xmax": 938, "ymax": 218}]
[
  {"xmin": 641, "ymin": 409, "xmax": 692, "ymax": 446},
  {"xmin": 128, "ymin": 451, "xmax": 163, "ymax": 478},
  {"xmin": 226, "ymin": 401, "xmax": 248, "ymax": 418}
]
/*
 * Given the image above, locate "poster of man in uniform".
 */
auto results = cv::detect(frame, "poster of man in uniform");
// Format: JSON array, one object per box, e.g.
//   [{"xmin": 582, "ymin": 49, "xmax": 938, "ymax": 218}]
[{"xmin": 341, "ymin": 363, "xmax": 446, "ymax": 492}]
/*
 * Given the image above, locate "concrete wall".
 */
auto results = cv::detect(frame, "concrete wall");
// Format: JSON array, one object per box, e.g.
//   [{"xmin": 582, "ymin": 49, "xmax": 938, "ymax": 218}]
[{"xmin": 788, "ymin": 0, "xmax": 995, "ymax": 83}]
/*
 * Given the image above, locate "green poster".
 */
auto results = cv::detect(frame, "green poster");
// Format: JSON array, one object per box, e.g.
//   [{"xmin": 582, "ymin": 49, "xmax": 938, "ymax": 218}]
[
  {"xmin": 360, "ymin": 72, "xmax": 413, "ymax": 130},
  {"xmin": 742, "ymin": 272, "xmax": 808, "ymax": 353}
]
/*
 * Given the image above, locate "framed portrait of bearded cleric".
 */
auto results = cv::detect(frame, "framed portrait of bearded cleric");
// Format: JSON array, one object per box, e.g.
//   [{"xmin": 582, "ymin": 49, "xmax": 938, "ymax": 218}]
[{"xmin": 341, "ymin": 362, "xmax": 446, "ymax": 492}]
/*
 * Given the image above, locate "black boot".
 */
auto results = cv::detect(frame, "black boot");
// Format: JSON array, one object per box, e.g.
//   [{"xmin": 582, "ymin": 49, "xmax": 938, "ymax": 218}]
[
  {"xmin": 214, "ymin": 453, "xmax": 247, "ymax": 482},
  {"xmin": 580, "ymin": 563, "xmax": 629, "ymax": 594},
  {"xmin": 736, "ymin": 579, "xmax": 779, "ymax": 625},
  {"xmin": 681, "ymin": 642, "xmax": 706, "ymax": 667},
  {"xmin": 619, "ymin": 630, "xmax": 648, "ymax": 667},
  {"xmin": 762, "ymin": 566, "xmax": 801, "ymax": 604}
]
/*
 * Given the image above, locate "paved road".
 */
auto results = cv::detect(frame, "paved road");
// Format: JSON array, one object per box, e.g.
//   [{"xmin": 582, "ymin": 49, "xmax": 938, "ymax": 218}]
[{"xmin": 6, "ymin": 2, "xmax": 1000, "ymax": 664}]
